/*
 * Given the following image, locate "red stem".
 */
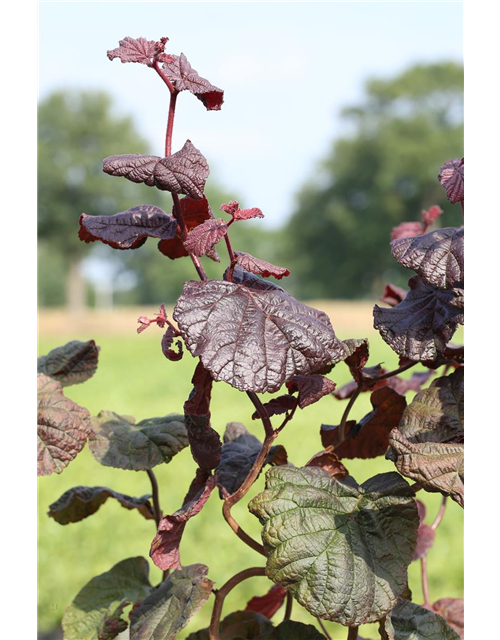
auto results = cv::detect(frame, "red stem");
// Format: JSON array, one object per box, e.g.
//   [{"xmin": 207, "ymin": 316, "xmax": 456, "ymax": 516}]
[
  {"xmin": 431, "ymin": 496, "xmax": 447, "ymax": 530},
  {"xmin": 316, "ymin": 619, "xmax": 333, "ymax": 640},
  {"xmin": 146, "ymin": 469, "xmax": 162, "ymax": 528},
  {"xmin": 208, "ymin": 567, "xmax": 267, "ymax": 640},
  {"xmin": 421, "ymin": 557, "xmax": 430, "ymax": 607}
]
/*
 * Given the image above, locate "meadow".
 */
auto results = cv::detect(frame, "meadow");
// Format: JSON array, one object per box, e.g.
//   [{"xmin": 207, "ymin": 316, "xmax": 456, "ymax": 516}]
[{"xmin": 38, "ymin": 304, "xmax": 464, "ymax": 639}]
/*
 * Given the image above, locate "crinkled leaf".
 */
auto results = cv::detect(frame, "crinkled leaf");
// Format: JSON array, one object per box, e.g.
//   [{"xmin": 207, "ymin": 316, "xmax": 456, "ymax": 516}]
[
  {"xmin": 286, "ymin": 374, "xmax": 335, "ymax": 408},
  {"xmin": 252, "ymin": 395, "xmax": 298, "ymax": 420},
  {"xmin": 163, "ymin": 53, "xmax": 224, "ymax": 111},
  {"xmin": 380, "ymin": 283, "xmax": 408, "ymax": 307},
  {"xmin": 245, "ymin": 585, "xmax": 287, "ymax": 620},
  {"xmin": 322, "ymin": 387, "xmax": 407, "ymax": 459},
  {"xmin": 183, "ymin": 218, "xmax": 227, "ymax": 257},
  {"xmin": 249, "ymin": 467, "xmax": 418, "ymax": 625},
  {"xmin": 150, "ymin": 475, "xmax": 216, "ymax": 570},
  {"xmin": 258, "ymin": 620, "xmax": 328, "ymax": 639},
  {"xmin": 129, "ymin": 564, "xmax": 214, "ymax": 640},
  {"xmin": 88, "ymin": 411, "xmax": 188, "ymax": 471},
  {"xmin": 37, "ymin": 374, "xmax": 92, "ymax": 476},
  {"xmin": 380, "ymin": 598, "xmax": 460, "ymax": 639},
  {"xmin": 103, "ymin": 140, "xmax": 209, "ymax": 200},
  {"xmin": 187, "ymin": 611, "xmax": 273, "ymax": 640},
  {"xmin": 305, "ymin": 446, "xmax": 348, "ymax": 479},
  {"xmin": 234, "ymin": 252, "xmax": 290, "ymax": 280},
  {"xmin": 391, "ymin": 228, "xmax": 464, "ymax": 289},
  {"xmin": 217, "ymin": 423, "xmax": 287, "ymax": 495},
  {"xmin": 438, "ymin": 158, "xmax": 464, "ymax": 205},
  {"xmin": 431, "ymin": 598, "xmax": 464, "ymax": 639},
  {"xmin": 62, "ymin": 557, "xmax": 153, "ymax": 640},
  {"xmin": 173, "ymin": 280, "xmax": 346, "ymax": 393},
  {"xmin": 161, "ymin": 326, "xmax": 184, "ymax": 361},
  {"xmin": 79, "ymin": 206, "xmax": 177, "ymax": 250},
  {"xmin": 107, "ymin": 36, "xmax": 170, "ymax": 66},
  {"xmin": 48, "ymin": 486, "xmax": 154, "ymax": 525},
  {"xmin": 373, "ymin": 276, "xmax": 463, "ymax": 361},
  {"xmin": 220, "ymin": 201, "xmax": 264, "ymax": 221},
  {"xmin": 387, "ymin": 368, "xmax": 464, "ymax": 506},
  {"xmin": 38, "ymin": 340, "xmax": 99, "ymax": 387}
]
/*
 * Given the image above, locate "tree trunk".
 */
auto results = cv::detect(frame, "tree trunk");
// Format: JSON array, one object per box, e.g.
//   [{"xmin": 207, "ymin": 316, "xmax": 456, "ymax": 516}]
[{"xmin": 66, "ymin": 258, "xmax": 86, "ymax": 316}]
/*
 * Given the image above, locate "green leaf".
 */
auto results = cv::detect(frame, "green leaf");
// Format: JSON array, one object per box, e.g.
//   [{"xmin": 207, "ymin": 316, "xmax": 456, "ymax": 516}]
[
  {"xmin": 387, "ymin": 368, "xmax": 464, "ymax": 507},
  {"xmin": 62, "ymin": 557, "xmax": 153, "ymax": 640},
  {"xmin": 380, "ymin": 599, "xmax": 460, "ymax": 639},
  {"xmin": 37, "ymin": 340, "xmax": 99, "ymax": 387},
  {"xmin": 88, "ymin": 410, "xmax": 188, "ymax": 471},
  {"xmin": 129, "ymin": 564, "xmax": 214, "ymax": 640},
  {"xmin": 37, "ymin": 374, "xmax": 92, "ymax": 476},
  {"xmin": 48, "ymin": 486, "xmax": 154, "ymax": 524},
  {"xmin": 187, "ymin": 611, "xmax": 274, "ymax": 639},
  {"xmin": 249, "ymin": 467, "xmax": 418, "ymax": 626}
]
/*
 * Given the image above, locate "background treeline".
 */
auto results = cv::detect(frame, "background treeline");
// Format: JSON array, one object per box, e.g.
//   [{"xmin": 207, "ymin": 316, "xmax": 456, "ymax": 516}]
[{"xmin": 38, "ymin": 61, "xmax": 463, "ymax": 308}]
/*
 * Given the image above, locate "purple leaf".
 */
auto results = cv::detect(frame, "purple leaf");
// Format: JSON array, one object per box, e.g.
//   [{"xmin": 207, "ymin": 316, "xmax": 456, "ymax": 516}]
[
  {"xmin": 431, "ymin": 598, "xmax": 464, "ymax": 639},
  {"xmin": 48, "ymin": 486, "xmax": 154, "ymax": 524},
  {"xmin": 391, "ymin": 227, "xmax": 464, "ymax": 289},
  {"xmin": 184, "ymin": 363, "xmax": 222, "ymax": 471},
  {"xmin": 150, "ymin": 474, "xmax": 217, "ymax": 570},
  {"xmin": 37, "ymin": 374, "xmax": 92, "ymax": 476},
  {"xmin": 286, "ymin": 374, "xmax": 336, "ymax": 408},
  {"xmin": 107, "ymin": 36, "xmax": 171, "ymax": 66},
  {"xmin": 173, "ymin": 280, "xmax": 346, "ymax": 393},
  {"xmin": 79, "ymin": 206, "xmax": 177, "ymax": 250},
  {"xmin": 387, "ymin": 370, "xmax": 434, "ymax": 395},
  {"xmin": 438, "ymin": 158, "xmax": 464, "ymax": 204},
  {"xmin": 252, "ymin": 394, "xmax": 298, "ymax": 419},
  {"xmin": 373, "ymin": 276, "xmax": 463, "ymax": 361},
  {"xmin": 220, "ymin": 200, "xmax": 264, "ymax": 220},
  {"xmin": 103, "ymin": 140, "xmax": 209, "ymax": 200},
  {"xmin": 234, "ymin": 252, "xmax": 290, "ymax": 280},
  {"xmin": 162, "ymin": 53, "xmax": 224, "ymax": 110},
  {"xmin": 422, "ymin": 205, "xmax": 443, "ymax": 229},
  {"xmin": 161, "ymin": 326, "xmax": 183, "ymax": 361},
  {"xmin": 322, "ymin": 387, "xmax": 407, "ymax": 459},
  {"xmin": 158, "ymin": 195, "xmax": 215, "ymax": 260},
  {"xmin": 380, "ymin": 283, "xmax": 408, "ymax": 307},
  {"xmin": 217, "ymin": 423, "xmax": 287, "ymax": 495},
  {"xmin": 412, "ymin": 500, "xmax": 435, "ymax": 561},
  {"xmin": 245, "ymin": 585, "xmax": 287, "ymax": 620},
  {"xmin": 37, "ymin": 340, "xmax": 99, "ymax": 387},
  {"xmin": 183, "ymin": 218, "xmax": 227, "ymax": 257},
  {"xmin": 226, "ymin": 265, "xmax": 285, "ymax": 292}
]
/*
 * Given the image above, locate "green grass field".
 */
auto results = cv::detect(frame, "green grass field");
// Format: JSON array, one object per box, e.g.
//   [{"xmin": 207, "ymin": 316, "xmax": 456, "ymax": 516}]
[{"xmin": 38, "ymin": 307, "xmax": 463, "ymax": 639}]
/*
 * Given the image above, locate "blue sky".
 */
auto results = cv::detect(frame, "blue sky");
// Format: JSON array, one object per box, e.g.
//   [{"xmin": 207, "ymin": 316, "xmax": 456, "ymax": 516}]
[{"xmin": 38, "ymin": 1, "xmax": 463, "ymax": 227}]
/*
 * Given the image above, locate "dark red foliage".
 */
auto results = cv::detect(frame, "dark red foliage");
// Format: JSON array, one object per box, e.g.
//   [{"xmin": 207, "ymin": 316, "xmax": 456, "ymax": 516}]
[
  {"xmin": 162, "ymin": 53, "xmax": 224, "ymax": 110},
  {"xmin": 245, "ymin": 585, "xmax": 287, "ymax": 619},
  {"xmin": 234, "ymin": 252, "xmax": 290, "ymax": 279}
]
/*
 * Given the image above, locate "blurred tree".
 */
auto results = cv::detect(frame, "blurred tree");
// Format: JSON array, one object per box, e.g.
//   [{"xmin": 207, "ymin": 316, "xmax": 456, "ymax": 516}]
[
  {"xmin": 38, "ymin": 90, "xmax": 261, "ymax": 309},
  {"xmin": 282, "ymin": 62, "xmax": 464, "ymax": 300}
]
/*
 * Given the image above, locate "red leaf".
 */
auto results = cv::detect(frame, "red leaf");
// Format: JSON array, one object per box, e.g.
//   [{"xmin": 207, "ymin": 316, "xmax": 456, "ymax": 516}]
[
  {"xmin": 431, "ymin": 598, "xmax": 464, "ymax": 638},
  {"xmin": 252, "ymin": 395, "xmax": 298, "ymax": 420},
  {"xmin": 380, "ymin": 283, "xmax": 408, "ymax": 307},
  {"xmin": 286, "ymin": 374, "xmax": 335, "ymax": 408},
  {"xmin": 150, "ymin": 474, "xmax": 217, "ymax": 570},
  {"xmin": 183, "ymin": 219, "xmax": 228, "ymax": 257},
  {"xmin": 79, "ymin": 206, "xmax": 177, "ymax": 250},
  {"xmin": 162, "ymin": 53, "xmax": 224, "ymax": 111},
  {"xmin": 322, "ymin": 387, "xmax": 407, "ymax": 459},
  {"xmin": 422, "ymin": 205, "xmax": 443, "ymax": 229},
  {"xmin": 103, "ymin": 140, "xmax": 209, "ymax": 200},
  {"xmin": 220, "ymin": 200, "xmax": 264, "ymax": 220},
  {"xmin": 245, "ymin": 585, "xmax": 287, "ymax": 619},
  {"xmin": 391, "ymin": 221, "xmax": 424, "ymax": 240},
  {"xmin": 438, "ymin": 158, "xmax": 464, "ymax": 204},
  {"xmin": 107, "ymin": 36, "xmax": 171, "ymax": 66},
  {"xmin": 234, "ymin": 252, "xmax": 290, "ymax": 280},
  {"xmin": 305, "ymin": 446, "xmax": 348, "ymax": 480}
]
